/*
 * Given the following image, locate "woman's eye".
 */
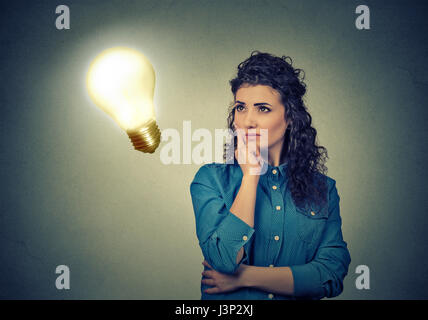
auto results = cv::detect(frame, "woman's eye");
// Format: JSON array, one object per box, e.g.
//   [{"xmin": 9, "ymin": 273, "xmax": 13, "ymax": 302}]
[
  {"xmin": 259, "ymin": 106, "xmax": 270, "ymax": 112},
  {"xmin": 235, "ymin": 105, "xmax": 270, "ymax": 112}
]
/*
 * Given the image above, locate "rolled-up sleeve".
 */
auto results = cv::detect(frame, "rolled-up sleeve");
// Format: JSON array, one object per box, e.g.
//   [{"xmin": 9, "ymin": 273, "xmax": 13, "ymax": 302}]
[
  {"xmin": 290, "ymin": 179, "xmax": 351, "ymax": 299},
  {"xmin": 190, "ymin": 165, "xmax": 255, "ymax": 274}
]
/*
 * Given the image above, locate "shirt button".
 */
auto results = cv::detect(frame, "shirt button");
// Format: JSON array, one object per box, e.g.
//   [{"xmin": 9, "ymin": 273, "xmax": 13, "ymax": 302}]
[
  {"xmin": 272, "ymin": 185, "xmax": 277, "ymax": 190},
  {"xmin": 276, "ymin": 205, "xmax": 281, "ymax": 211},
  {"xmin": 268, "ymin": 293, "xmax": 274, "ymax": 299},
  {"xmin": 311, "ymin": 211, "xmax": 316, "ymax": 216},
  {"xmin": 269, "ymin": 264, "xmax": 274, "ymax": 268},
  {"xmin": 274, "ymin": 235, "xmax": 280, "ymax": 241},
  {"xmin": 272, "ymin": 169, "xmax": 277, "ymax": 174},
  {"xmin": 242, "ymin": 235, "xmax": 248, "ymax": 241}
]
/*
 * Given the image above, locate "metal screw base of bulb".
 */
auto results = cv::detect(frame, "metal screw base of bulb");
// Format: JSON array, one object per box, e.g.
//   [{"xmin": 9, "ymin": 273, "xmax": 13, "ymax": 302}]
[{"xmin": 127, "ymin": 119, "xmax": 161, "ymax": 153}]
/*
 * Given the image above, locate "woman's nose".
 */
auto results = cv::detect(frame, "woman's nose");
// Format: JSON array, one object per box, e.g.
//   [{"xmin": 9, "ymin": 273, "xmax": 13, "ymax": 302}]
[{"xmin": 243, "ymin": 109, "xmax": 257, "ymax": 128}]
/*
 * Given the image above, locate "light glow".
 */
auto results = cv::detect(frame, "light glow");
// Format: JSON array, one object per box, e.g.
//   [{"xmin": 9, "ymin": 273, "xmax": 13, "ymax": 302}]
[{"xmin": 86, "ymin": 47, "xmax": 156, "ymax": 131}]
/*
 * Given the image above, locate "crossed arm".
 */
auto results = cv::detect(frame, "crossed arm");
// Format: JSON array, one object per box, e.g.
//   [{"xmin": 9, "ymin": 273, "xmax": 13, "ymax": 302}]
[{"xmin": 202, "ymin": 259, "xmax": 294, "ymax": 295}]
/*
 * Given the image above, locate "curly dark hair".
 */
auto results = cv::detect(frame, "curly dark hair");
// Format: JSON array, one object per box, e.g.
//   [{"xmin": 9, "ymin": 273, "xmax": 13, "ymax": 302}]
[{"xmin": 223, "ymin": 51, "xmax": 329, "ymax": 209}]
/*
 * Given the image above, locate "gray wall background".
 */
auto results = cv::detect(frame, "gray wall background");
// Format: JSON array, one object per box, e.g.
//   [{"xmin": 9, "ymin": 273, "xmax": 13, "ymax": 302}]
[{"xmin": 1, "ymin": 0, "xmax": 427, "ymax": 299}]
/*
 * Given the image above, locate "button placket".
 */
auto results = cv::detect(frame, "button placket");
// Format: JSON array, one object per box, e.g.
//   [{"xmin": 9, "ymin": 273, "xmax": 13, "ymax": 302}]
[
  {"xmin": 267, "ymin": 171, "xmax": 284, "ymax": 264},
  {"xmin": 270, "ymin": 169, "xmax": 284, "ymax": 215}
]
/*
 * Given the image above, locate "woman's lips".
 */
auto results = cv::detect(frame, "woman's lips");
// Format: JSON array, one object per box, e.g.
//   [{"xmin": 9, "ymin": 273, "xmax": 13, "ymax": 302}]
[{"xmin": 245, "ymin": 134, "xmax": 260, "ymax": 139}]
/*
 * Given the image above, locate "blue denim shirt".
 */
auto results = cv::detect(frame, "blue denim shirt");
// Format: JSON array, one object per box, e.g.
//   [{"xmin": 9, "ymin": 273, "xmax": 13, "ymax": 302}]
[{"xmin": 190, "ymin": 161, "xmax": 351, "ymax": 300}]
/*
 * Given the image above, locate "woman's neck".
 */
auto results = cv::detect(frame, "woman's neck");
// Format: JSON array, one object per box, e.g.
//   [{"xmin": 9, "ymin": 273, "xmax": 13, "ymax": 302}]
[{"xmin": 267, "ymin": 142, "xmax": 284, "ymax": 167}]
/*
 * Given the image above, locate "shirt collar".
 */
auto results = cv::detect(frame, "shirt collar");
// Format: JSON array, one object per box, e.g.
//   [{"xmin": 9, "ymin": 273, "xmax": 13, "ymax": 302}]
[
  {"xmin": 231, "ymin": 159, "xmax": 288, "ymax": 177},
  {"xmin": 267, "ymin": 161, "xmax": 288, "ymax": 176}
]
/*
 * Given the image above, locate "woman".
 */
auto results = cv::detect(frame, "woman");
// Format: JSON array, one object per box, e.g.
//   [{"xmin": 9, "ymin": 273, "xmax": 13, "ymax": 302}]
[{"xmin": 190, "ymin": 51, "xmax": 351, "ymax": 300}]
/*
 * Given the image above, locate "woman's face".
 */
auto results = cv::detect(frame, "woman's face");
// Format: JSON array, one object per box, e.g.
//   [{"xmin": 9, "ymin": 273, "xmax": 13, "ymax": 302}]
[{"xmin": 233, "ymin": 84, "xmax": 288, "ymax": 152}]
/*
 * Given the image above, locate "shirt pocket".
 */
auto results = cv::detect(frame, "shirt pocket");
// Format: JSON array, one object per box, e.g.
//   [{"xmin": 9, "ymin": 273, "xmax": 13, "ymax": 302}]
[{"xmin": 295, "ymin": 205, "xmax": 328, "ymax": 247}]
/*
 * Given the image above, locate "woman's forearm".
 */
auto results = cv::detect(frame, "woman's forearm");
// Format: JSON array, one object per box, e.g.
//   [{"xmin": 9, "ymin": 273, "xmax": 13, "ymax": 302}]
[
  {"xmin": 230, "ymin": 175, "xmax": 259, "ymax": 264},
  {"xmin": 235, "ymin": 248, "xmax": 244, "ymax": 264},
  {"xmin": 239, "ymin": 265, "xmax": 295, "ymax": 296},
  {"xmin": 230, "ymin": 175, "xmax": 259, "ymax": 228}
]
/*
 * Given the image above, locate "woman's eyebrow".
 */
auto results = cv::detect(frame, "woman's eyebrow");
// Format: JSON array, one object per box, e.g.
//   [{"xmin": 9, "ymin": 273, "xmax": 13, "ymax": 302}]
[{"xmin": 235, "ymin": 100, "xmax": 272, "ymax": 106}]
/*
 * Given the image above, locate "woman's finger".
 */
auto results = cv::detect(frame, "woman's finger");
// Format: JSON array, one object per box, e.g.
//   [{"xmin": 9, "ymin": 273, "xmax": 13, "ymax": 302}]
[
  {"xmin": 201, "ymin": 279, "xmax": 215, "ymax": 286},
  {"xmin": 236, "ymin": 135, "xmax": 246, "ymax": 163},
  {"xmin": 204, "ymin": 287, "xmax": 220, "ymax": 294},
  {"xmin": 247, "ymin": 139, "xmax": 259, "ymax": 164},
  {"xmin": 236, "ymin": 128, "xmax": 246, "ymax": 146},
  {"xmin": 202, "ymin": 269, "xmax": 213, "ymax": 277},
  {"xmin": 255, "ymin": 148, "xmax": 263, "ymax": 165},
  {"xmin": 236, "ymin": 131, "xmax": 243, "ymax": 152},
  {"xmin": 255, "ymin": 143, "xmax": 260, "ymax": 157},
  {"xmin": 202, "ymin": 260, "xmax": 213, "ymax": 269},
  {"xmin": 254, "ymin": 141, "xmax": 265, "ymax": 163},
  {"xmin": 248, "ymin": 150, "xmax": 258, "ymax": 165}
]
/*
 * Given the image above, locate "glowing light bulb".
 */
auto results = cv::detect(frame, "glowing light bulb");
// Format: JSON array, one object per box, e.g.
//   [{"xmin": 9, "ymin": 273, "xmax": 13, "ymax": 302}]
[{"xmin": 86, "ymin": 47, "xmax": 161, "ymax": 153}]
